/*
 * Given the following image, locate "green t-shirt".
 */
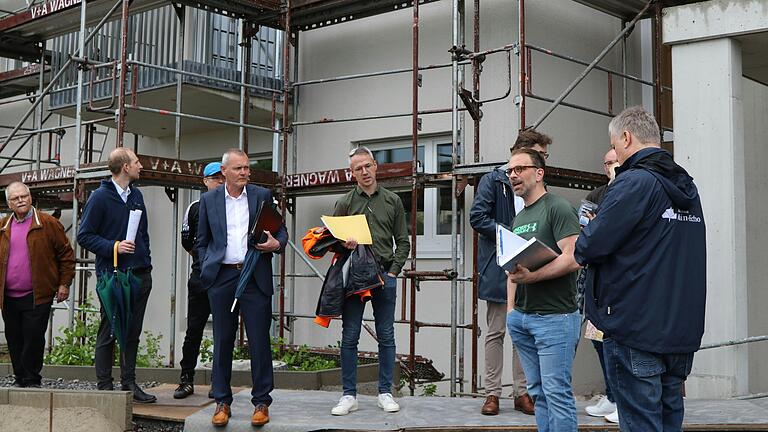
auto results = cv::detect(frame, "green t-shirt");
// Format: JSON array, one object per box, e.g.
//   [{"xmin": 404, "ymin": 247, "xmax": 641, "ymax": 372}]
[{"xmin": 512, "ymin": 192, "xmax": 580, "ymax": 314}]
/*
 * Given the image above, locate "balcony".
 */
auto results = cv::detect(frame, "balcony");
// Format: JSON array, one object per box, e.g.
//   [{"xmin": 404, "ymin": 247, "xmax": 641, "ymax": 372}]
[{"xmin": 46, "ymin": 5, "xmax": 283, "ymax": 136}]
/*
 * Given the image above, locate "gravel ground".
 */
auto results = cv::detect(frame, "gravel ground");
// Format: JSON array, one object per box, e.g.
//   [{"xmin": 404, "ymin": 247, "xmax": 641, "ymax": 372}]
[{"xmin": 1, "ymin": 375, "xmax": 182, "ymax": 432}]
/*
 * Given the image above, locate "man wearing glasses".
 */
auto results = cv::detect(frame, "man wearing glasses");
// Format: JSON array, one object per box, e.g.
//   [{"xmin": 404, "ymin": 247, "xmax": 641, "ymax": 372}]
[
  {"xmin": 0, "ymin": 182, "xmax": 74, "ymax": 388},
  {"xmin": 329, "ymin": 146, "xmax": 409, "ymax": 416},
  {"xmin": 470, "ymin": 129, "xmax": 551, "ymax": 416},
  {"xmin": 505, "ymin": 148, "xmax": 582, "ymax": 432}
]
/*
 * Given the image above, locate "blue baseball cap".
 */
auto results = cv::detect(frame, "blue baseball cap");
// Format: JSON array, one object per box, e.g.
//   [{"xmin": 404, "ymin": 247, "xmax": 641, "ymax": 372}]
[{"xmin": 203, "ymin": 162, "xmax": 222, "ymax": 177}]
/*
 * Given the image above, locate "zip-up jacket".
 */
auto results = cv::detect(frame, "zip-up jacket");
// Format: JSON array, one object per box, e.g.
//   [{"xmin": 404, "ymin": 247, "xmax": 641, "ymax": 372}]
[
  {"xmin": 575, "ymin": 147, "xmax": 706, "ymax": 353},
  {"xmin": 469, "ymin": 167, "xmax": 517, "ymax": 303},
  {"xmin": 78, "ymin": 179, "xmax": 152, "ymax": 276},
  {"xmin": 0, "ymin": 208, "xmax": 75, "ymax": 309}
]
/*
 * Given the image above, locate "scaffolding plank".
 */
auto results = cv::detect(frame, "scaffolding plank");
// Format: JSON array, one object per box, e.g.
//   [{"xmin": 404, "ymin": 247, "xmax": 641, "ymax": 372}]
[
  {"xmin": 0, "ymin": 64, "xmax": 50, "ymax": 99},
  {"xmin": 0, "ymin": 154, "xmax": 280, "ymax": 203}
]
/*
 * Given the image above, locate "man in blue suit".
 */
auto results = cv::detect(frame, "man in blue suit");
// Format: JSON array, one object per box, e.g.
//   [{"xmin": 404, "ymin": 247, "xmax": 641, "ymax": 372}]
[{"xmin": 196, "ymin": 149, "xmax": 288, "ymax": 427}]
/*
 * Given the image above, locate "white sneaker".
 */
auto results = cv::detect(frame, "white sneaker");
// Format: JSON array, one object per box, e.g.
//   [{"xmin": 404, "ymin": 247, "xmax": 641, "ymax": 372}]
[
  {"xmin": 377, "ymin": 393, "xmax": 400, "ymax": 412},
  {"xmin": 331, "ymin": 395, "xmax": 358, "ymax": 416},
  {"xmin": 605, "ymin": 409, "xmax": 619, "ymax": 424},
  {"xmin": 586, "ymin": 395, "xmax": 617, "ymax": 417}
]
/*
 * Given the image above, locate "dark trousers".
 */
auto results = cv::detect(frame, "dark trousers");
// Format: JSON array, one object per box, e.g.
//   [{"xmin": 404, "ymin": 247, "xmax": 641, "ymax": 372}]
[
  {"xmin": 2, "ymin": 293, "xmax": 51, "ymax": 386},
  {"xmin": 207, "ymin": 267, "xmax": 273, "ymax": 407},
  {"xmin": 603, "ymin": 338, "xmax": 694, "ymax": 432},
  {"xmin": 95, "ymin": 271, "xmax": 152, "ymax": 388},
  {"xmin": 179, "ymin": 275, "xmax": 211, "ymax": 379}
]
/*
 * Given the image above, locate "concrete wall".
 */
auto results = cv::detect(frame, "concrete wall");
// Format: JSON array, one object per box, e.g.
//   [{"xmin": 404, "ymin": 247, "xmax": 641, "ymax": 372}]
[{"xmin": 743, "ymin": 77, "xmax": 768, "ymax": 396}]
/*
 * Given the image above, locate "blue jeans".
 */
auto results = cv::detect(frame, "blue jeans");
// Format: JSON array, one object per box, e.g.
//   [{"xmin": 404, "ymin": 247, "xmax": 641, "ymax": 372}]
[
  {"xmin": 341, "ymin": 272, "xmax": 396, "ymax": 396},
  {"xmin": 603, "ymin": 338, "xmax": 694, "ymax": 432},
  {"xmin": 507, "ymin": 310, "xmax": 580, "ymax": 432},
  {"xmin": 593, "ymin": 340, "xmax": 614, "ymax": 402}
]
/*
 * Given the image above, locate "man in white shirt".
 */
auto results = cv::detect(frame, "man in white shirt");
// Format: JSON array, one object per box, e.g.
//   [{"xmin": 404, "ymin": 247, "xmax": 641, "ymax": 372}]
[{"xmin": 196, "ymin": 149, "xmax": 288, "ymax": 427}]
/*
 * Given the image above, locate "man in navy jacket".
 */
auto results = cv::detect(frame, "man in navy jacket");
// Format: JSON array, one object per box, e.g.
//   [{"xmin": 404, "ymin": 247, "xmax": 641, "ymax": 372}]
[
  {"xmin": 78, "ymin": 147, "xmax": 156, "ymax": 403},
  {"xmin": 575, "ymin": 106, "xmax": 706, "ymax": 432},
  {"xmin": 196, "ymin": 149, "xmax": 287, "ymax": 427}
]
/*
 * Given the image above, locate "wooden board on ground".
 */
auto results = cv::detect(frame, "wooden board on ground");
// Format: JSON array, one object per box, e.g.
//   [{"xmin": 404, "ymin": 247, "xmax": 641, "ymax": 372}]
[{"xmin": 132, "ymin": 384, "xmax": 245, "ymax": 422}]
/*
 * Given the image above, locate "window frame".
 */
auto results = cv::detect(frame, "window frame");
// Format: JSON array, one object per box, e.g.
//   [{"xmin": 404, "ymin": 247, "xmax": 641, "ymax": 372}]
[{"xmin": 360, "ymin": 135, "xmax": 461, "ymax": 259}]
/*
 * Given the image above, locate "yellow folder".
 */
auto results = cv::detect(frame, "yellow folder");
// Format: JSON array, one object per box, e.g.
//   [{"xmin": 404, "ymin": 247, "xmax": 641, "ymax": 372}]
[{"xmin": 320, "ymin": 214, "xmax": 373, "ymax": 245}]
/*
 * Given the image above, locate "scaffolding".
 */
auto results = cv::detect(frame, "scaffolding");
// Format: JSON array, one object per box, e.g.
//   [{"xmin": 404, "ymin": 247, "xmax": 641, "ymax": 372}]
[{"xmin": 1, "ymin": 0, "xmax": 674, "ymax": 397}]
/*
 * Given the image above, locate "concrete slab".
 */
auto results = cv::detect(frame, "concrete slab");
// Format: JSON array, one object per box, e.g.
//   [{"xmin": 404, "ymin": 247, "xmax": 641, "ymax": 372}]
[
  {"xmin": 7, "ymin": 388, "xmax": 132, "ymax": 431},
  {"xmin": 184, "ymin": 390, "xmax": 768, "ymax": 432},
  {"xmin": 0, "ymin": 387, "xmax": 8, "ymax": 404},
  {"xmin": 663, "ymin": 0, "xmax": 768, "ymax": 44}
]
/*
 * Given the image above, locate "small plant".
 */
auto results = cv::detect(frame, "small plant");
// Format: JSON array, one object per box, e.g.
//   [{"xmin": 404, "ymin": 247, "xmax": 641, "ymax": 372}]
[
  {"xmin": 45, "ymin": 299, "xmax": 165, "ymax": 367},
  {"xmin": 419, "ymin": 383, "xmax": 438, "ymax": 397},
  {"xmin": 44, "ymin": 302, "xmax": 100, "ymax": 366},
  {"xmin": 199, "ymin": 337, "xmax": 214, "ymax": 363}
]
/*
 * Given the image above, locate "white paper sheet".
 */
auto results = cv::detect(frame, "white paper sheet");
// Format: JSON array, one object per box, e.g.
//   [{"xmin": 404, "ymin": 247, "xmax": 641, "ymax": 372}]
[{"xmin": 125, "ymin": 209, "xmax": 142, "ymax": 242}]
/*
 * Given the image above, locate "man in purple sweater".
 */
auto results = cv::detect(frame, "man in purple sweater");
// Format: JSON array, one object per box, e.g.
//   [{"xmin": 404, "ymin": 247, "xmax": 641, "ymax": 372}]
[{"xmin": 0, "ymin": 181, "xmax": 75, "ymax": 387}]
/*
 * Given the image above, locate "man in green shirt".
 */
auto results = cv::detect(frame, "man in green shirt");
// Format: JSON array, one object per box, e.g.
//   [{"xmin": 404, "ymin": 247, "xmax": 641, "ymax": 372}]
[
  {"xmin": 330, "ymin": 146, "xmax": 410, "ymax": 416},
  {"xmin": 505, "ymin": 148, "xmax": 581, "ymax": 432}
]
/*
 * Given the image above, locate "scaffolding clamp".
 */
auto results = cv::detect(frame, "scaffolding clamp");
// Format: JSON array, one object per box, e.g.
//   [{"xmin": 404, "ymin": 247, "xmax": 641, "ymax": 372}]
[
  {"xmin": 459, "ymin": 88, "xmax": 481, "ymax": 122},
  {"xmin": 449, "ymin": 45, "xmax": 473, "ymax": 62}
]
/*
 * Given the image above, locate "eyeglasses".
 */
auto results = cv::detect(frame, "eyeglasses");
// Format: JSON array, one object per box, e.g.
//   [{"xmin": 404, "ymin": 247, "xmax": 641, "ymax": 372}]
[
  {"xmin": 352, "ymin": 162, "xmax": 375, "ymax": 174},
  {"xmin": 538, "ymin": 151, "xmax": 549, "ymax": 160},
  {"xmin": 603, "ymin": 160, "xmax": 619, "ymax": 167},
  {"xmin": 505, "ymin": 165, "xmax": 539, "ymax": 176}
]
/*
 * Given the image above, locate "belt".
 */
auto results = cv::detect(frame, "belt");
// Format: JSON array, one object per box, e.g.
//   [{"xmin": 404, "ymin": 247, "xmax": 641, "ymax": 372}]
[{"xmin": 222, "ymin": 263, "xmax": 244, "ymax": 270}]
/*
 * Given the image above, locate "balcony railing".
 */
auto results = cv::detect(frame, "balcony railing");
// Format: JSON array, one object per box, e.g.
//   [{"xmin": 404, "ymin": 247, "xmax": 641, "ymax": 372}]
[{"xmin": 48, "ymin": 5, "xmax": 280, "ymax": 109}]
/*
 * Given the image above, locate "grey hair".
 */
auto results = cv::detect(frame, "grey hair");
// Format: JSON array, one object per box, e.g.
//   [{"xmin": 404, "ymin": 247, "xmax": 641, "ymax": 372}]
[
  {"xmin": 348, "ymin": 146, "xmax": 375, "ymax": 163},
  {"xmin": 5, "ymin": 181, "xmax": 30, "ymax": 202},
  {"xmin": 608, "ymin": 106, "xmax": 660, "ymax": 145},
  {"xmin": 221, "ymin": 148, "xmax": 247, "ymax": 166}
]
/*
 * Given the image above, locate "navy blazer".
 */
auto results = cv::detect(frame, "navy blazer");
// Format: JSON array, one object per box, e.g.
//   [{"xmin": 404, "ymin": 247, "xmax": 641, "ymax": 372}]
[{"xmin": 195, "ymin": 184, "xmax": 288, "ymax": 295}]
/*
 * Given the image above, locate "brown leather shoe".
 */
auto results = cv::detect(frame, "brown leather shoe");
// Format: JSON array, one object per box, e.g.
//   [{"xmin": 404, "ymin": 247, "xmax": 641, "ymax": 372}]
[
  {"xmin": 514, "ymin": 393, "xmax": 535, "ymax": 415},
  {"xmin": 211, "ymin": 402, "xmax": 231, "ymax": 427},
  {"xmin": 481, "ymin": 395, "xmax": 499, "ymax": 415},
  {"xmin": 251, "ymin": 404, "xmax": 270, "ymax": 426}
]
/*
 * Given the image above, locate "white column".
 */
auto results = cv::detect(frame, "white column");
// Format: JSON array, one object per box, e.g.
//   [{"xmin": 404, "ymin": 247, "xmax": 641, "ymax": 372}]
[{"xmin": 671, "ymin": 38, "xmax": 748, "ymax": 398}]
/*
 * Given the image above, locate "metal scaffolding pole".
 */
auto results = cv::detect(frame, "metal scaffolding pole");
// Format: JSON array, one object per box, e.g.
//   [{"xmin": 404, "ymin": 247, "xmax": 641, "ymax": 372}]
[
  {"xmin": 279, "ymin": 0, "xmax": 293, "ymax": 342},
  {"xmin": 167, "ymin": 3, "xmax": 185, "ymax": 368},
  {"xmin": 115, "ymin": 0, "xmax": 132, "ymax": 147},
  {"xmin": 530, "ymin": 0, "xmax": 652, "ymax": 129},
  {"xmin": 408, "ymin": 0, "xmax": 420, "ymax": 397},
  {"xmin": 470, "ymin": 0, "xmax": 480, "ymax": 395},
  {"xmin": 0, "ymin": 0, "xmax": 124, "ymax": 153},
  {"xmin": 450, "ymin": 0, "xmax": 460, "ymax": 397}
]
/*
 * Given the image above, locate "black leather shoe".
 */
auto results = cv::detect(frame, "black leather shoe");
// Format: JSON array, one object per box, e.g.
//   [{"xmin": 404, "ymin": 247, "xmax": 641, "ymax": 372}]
[
  {"xmin": 121, "ymin": 383, "xmax": 157, "ymax": 403},
  {"xmin": 208, "ymin": 388, "xmax": 214, "ymax": 399},
  {"xmin": 174, "ymin": 382, "xmax": 194, "ymax": 399},
  {"xmin": 97, "ymin": 382, "xmax": 114, "ymax": 391}
]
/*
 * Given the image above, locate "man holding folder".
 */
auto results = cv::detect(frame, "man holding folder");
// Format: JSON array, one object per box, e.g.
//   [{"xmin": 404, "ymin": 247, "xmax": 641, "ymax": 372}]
[{"xmin": 329, "ymin": 146, "xmax": 410, "ymax": 416}]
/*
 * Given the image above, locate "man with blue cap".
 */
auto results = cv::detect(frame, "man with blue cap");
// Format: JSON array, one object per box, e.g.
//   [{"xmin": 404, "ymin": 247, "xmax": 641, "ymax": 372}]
[{"xmin": 174, "ymin": 161, "xmax": 225, "ymax": 399}]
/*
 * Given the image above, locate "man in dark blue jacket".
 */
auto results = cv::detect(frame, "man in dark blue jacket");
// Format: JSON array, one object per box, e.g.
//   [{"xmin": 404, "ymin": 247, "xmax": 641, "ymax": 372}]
[
  {"xmin": 470, "ymin": 129, "xmax": 551, "ymax": 416},
  {"xmin": 575, "ymin": 106, "xmax": 706, "ymax": 432},
  {"xmin": 196, "ymin": 149, "xmax": 288, "ymax": 427},
  {"xmin": 78, "ymin": 147, "xmax": 156, "ymax": 403}
]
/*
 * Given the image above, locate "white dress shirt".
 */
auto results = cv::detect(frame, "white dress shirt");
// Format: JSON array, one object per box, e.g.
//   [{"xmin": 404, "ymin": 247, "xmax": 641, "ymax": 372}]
[
  {"xmin": 112, "ymin": 179, "xmax": 131, "ymax": 203},
  {"xmin": 223, "ymin": 185, "xmax": 249, "ymax": 264}
]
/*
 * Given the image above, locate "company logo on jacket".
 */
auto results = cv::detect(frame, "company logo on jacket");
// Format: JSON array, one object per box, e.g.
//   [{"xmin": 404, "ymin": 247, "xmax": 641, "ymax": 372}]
[{"xmin": 661, "ymin": 207, "xmax": 702, "ymax": 223}]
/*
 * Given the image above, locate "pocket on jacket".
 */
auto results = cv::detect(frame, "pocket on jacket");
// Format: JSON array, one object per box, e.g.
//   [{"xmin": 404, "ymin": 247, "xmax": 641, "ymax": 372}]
[{"xmin": 629, "ymin": 347, "xmax": 664, "ymax": 377}]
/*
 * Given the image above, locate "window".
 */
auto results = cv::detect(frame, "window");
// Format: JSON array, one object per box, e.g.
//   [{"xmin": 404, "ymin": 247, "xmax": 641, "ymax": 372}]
[{"xmin": 364, "ymin": 136, "xmax": 461, "ymax": 258}]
